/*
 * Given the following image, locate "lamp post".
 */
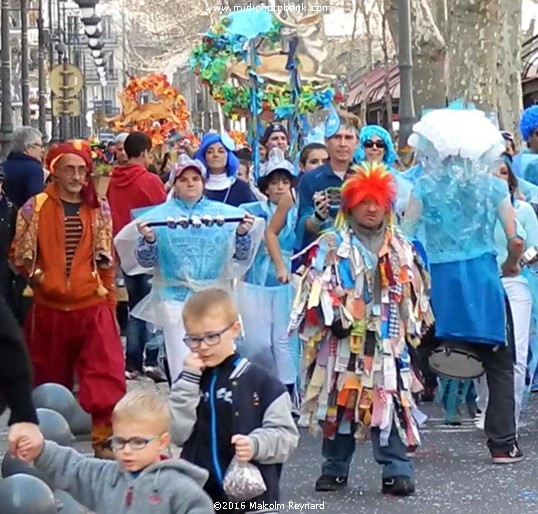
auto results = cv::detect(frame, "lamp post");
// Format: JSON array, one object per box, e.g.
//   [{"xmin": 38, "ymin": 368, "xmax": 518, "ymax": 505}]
[
  {"xmin": 0, "ymin": 0, "xmax": 13, "ymax": 157},
  {"xmin": 75, "ymin": 0, "xmax": 98, "ymax": 19},
  {"xmin": 48, "ymin": 0, "xmax": 57, "ymax": 141},
  {"xmin": 56, "ymin": 42, "xmax": 69, "ymax": 140},
  {"xmin": 20, "ymin": 0, "xmax": 30, "ymax": 125},
  {"xmin": 397, "ymin": 0, "xmax": 415, "ymax": 148},
  {"xmin": 37, "ymin": 0, "xmax": 46, "ymax": 137}
]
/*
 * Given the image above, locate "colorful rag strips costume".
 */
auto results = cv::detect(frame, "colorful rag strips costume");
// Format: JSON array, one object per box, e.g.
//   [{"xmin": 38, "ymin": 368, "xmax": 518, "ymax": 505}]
[
  {"xmin": 114, "ymin": 196, "xmax": 264, "ymax": 382},
  {"xmin": 289, "ymin": 226, "xmax": 433, "ymax": 447},
  {"xmin": 237, "ymin": 200, "xmax": 300, "ymax": 385}
]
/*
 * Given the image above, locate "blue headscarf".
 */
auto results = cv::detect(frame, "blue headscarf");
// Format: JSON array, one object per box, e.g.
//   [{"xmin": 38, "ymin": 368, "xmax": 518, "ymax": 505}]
[
  {"xmin": 194, "ymin": 133, "xmax": 239, "ymax": 178},
  {"xmin": 355, "ymin": 125, "xmax": 398, "ymax": 166}
]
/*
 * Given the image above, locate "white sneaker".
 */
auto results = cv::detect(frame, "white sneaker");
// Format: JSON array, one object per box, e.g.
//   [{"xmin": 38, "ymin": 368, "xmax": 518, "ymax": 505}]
[{"xmin": 474, "ymin": 411, "xmax": 485, "ymax": 430}]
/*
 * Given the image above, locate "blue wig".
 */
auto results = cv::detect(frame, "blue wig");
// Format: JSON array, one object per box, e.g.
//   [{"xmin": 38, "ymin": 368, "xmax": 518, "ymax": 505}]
[
  {"xmin": 520, "ymin": 106, "xmax": 538, "ymax": 142},
  {"xmin": 354, "ymin": 125, "xmax": 397, "ymax": 165},
  {"xmin": 194, "ymin": 133, "xmax": 239, "ymax": 178}
]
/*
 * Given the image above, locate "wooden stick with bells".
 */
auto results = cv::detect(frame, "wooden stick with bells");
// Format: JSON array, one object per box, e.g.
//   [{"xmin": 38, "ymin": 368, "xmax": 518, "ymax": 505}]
[{"xmin": 146, "ymin": 215, "xmax": 245, "ymax": 229}]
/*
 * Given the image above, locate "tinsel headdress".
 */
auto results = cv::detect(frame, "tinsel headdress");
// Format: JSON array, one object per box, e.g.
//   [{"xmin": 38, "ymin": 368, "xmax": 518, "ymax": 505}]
[{"xmin": 335, "ymin": 162, "xmax": 397, "ymax": 228}]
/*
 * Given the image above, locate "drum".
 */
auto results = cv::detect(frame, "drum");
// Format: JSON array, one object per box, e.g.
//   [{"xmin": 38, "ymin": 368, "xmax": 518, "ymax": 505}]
[{"xmin": 428, "ymin": 341, "xmax": 485, "ymax": 380}]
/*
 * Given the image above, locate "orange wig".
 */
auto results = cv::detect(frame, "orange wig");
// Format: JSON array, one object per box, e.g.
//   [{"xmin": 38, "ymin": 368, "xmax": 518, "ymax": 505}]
[{"xmin": 341, "ymin": 163, "xmax": 396, "ymax": 212}]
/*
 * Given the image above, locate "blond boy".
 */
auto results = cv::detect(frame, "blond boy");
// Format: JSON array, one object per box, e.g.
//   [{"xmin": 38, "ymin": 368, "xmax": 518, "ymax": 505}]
[
  {"xmin": 17, "ymin": 390, "xmax": 213, "ymax": 513},
  {"xmin": 169, "ymin": 287, "xmax": 299, "ymax": 513}
]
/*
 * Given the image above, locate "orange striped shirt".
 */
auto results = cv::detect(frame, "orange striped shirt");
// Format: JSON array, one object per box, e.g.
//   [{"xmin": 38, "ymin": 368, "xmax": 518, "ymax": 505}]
[{"xmin": 62, "ymin": 201, "xmax": 82, "ymax": 275}]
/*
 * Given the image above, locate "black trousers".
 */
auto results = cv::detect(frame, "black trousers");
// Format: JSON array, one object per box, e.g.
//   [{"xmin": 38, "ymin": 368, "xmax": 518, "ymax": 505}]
[
  {"xmin": 420, "ymin": 296, "xmax": 517, "ymax": 453},
  {"xmin": 475, "ymin": 343, "xmax": 517, "ymax": 452}
]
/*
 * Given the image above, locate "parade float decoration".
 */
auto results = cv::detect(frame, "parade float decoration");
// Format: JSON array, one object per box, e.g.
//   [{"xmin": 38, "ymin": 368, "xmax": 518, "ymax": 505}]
[
  {"xmin": 190, "ymin": 9, "xmax": 344, "ymax": 121},
  {"xmin": 107, "ymin": 74, "xmax": 191, "ymax": 147},
  {"xmin": 229, "ymin": 130, "xmax": 248, "ymax": 148},
  {"xmin": 190, "ymin": 7, "xmax": 346, "ymax": 176}
]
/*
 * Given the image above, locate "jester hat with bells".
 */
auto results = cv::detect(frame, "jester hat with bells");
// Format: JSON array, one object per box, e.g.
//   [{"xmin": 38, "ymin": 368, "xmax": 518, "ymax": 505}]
[
  {"xmin": 45, "ymin": 140, "xmax": 100, "ymax": 208},
  {"xmin": 335, "ymin": 162, "xmax": 397, "ymax": 230}
]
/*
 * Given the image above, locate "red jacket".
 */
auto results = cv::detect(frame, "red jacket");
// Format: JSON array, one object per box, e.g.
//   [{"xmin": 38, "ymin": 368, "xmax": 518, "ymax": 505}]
[{"xmin": 107, "ymin": 164, "xmax": 166, "ymax": 237}]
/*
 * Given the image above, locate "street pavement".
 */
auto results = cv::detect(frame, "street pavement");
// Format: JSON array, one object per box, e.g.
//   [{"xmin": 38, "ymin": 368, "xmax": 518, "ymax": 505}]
[
  {"xmin": 1, "ymin": 387, "xmax": 537, "ymax": 514},
  {"xmin": 280, "ymin": 399, "xmax": 538, "ymax": 514}
]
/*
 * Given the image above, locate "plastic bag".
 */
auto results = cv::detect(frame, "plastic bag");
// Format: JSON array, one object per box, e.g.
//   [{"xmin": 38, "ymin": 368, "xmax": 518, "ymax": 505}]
[{"xmin": 223, "ymin": 459, "xmax": 267, "ymax": 501}]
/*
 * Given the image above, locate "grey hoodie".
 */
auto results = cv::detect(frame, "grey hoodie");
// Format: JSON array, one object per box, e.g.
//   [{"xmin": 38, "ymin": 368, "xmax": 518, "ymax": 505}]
[{"xmin": 35, "ymin": 441, "xmax": 214, "ymax": 514}]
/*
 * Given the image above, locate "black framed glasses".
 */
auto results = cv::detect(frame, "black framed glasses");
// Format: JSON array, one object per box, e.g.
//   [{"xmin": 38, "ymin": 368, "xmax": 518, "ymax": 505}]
[
  {"xmin": 364, "ymin": 140, "xmax": 386, "ymax": 149},
  {"xmin": 183, "ymin": 323, "xmax": 235, "ymax": 350},
  {"xmin": 107, "ymin": 435, "xmax": 162, "ymax": 451}
]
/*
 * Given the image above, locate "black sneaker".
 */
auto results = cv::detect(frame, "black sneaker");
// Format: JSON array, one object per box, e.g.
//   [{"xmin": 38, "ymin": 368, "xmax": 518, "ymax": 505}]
[
  {"xmin": 382, "ymin": 476, "xmax": 415, "ymax": 496},
  {"xmin": 314, "ymin": 474, "xmax": 348, "ymax": 491},
  {"xmin": 491, "ymin": 444, "xmax": 524, "ymax": 464}
]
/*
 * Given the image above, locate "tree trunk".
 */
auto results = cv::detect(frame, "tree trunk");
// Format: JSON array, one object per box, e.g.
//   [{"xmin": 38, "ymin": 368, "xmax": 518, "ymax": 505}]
[
  {"xmin": 383, "ymin": 0, "xmax": 446, "ymax": 116},
  {"xmin": 432, "ymin": 0, "xmax": 448, "ymax": 39},
  {"xmin": 447, "ymin": 0, "xmax": 500, "ymax": 111},
  {"xmin": 410, "ymin": 0, "xmax": 447, "ymax": 114},
  {"xmin": 497, "ymin": 0, "xmax": 523, "ymax": 141},
  {"xmin": 383, "ymin": 0, "xmax": 398, "ymax": 52}
]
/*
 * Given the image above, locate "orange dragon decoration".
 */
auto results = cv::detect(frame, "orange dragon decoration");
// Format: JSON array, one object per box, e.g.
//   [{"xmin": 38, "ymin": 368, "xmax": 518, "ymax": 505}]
[{"xmin": 107, "ymin": 74, "xmax": 191, "ymax": 146}]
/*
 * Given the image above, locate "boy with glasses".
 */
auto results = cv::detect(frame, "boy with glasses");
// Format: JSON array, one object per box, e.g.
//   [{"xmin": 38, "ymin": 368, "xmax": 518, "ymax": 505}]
[
  {"xmin": 169, "ymin": 287, "xmax": 299, "ymax": 513},
  {"xmin": 16, "ymin": 389, "xmax": 214, "ymax": 513}
]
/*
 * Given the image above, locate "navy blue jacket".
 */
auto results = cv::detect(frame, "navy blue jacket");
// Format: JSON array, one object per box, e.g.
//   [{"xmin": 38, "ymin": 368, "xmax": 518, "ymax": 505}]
[
  {"xmin": 170, "ymin": 355, "xmax": 299, "ymax": 512},
  {"xmin": 2, "ymin": 152, "xmax": 44, "ymax": 208}
]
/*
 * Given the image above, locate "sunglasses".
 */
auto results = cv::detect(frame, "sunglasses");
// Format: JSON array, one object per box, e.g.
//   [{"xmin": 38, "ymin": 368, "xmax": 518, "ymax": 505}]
[{"xmin": 364, "ymin": 140, "xmax": 386, "ymax": 149}]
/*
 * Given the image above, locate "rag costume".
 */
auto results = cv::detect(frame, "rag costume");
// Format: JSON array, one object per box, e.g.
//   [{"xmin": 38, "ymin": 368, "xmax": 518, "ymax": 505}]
[
  {"xmin": 10, "ymin": 140, "xmax": 126, "ymax": 455},
  {"xmin": 406, "ymin": 107, "xmax": 521, "ymax": 455},
  {"xmin": 115, "ymin": 195, "xmax": 264, "ymax": 383},
  {"xmin": 291, "ymin": 165, "xmax": 432, "ymax": 481}
]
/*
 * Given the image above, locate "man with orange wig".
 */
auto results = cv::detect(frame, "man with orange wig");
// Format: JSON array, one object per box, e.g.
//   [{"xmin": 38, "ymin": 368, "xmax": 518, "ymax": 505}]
[
  {"xmin": 290, "ymin": 163, "xmax": 433, "ymax": 496},
  {"xmin": 10, "ymin": 140, "xmax": 126, "ymax": 458}
]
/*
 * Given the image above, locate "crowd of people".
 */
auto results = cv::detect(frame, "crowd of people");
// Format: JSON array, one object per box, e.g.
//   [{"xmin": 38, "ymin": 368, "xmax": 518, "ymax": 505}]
[{"xmin": 0, "ymin": 103, "xmax": 537, "ymax": 513}]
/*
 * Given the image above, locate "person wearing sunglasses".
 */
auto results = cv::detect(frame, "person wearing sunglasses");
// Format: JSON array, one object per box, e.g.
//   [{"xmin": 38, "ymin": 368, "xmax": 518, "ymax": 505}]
[
  {"xmin": 17, "ymin": 389, "xmax": 214, "ymax": 513},
  {"xmin": 355, "ymin": 125, "xmax": 413, "ymax": 218}
]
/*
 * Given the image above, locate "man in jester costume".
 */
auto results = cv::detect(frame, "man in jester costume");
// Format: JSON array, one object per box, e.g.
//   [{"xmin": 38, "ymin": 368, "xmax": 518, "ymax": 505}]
[{"xmin": 290, "ymin": 164, "xmax": 433, "ymax": 496}]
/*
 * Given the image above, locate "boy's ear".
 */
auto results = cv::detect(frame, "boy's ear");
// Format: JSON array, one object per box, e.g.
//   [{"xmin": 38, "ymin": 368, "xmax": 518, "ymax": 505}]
[
  {"xmin": 160, "ymin": 432, "xmax": 172, "ymax": 449},
  {"xmin": 230, "ymin": 320, "xmax": 242, "ymax": 338}
]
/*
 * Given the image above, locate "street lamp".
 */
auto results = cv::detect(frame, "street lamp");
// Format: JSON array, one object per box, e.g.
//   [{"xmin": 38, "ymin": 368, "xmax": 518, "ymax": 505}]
[
  {"xmin": 86, "ymin": 27, "xmax": 103, "ymax": 47},
  {"xmin": 88, "ymin": 39, "xmax": 103, "ymax": 50},
  {"xmin": 81, "ymin": 14, "xmax": 100, "ymax": 34},
  {"xmin": 75, "ymin": 0, "xmax": 99, "ymax": 19},
  {"xmin": 92, "ymin": 48, "xmax": 103, "ymax": 59},
  {"xmin": 0, "ymin": 0, "xmax": 13, "ymax": 157},
  {"xmin": 94, "ymin": 57, "xmax": 104, "ymax": 66}
]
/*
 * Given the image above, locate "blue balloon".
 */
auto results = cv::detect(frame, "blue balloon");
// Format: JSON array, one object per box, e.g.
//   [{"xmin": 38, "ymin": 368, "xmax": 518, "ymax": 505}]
[{"xmin": 226, "ymin": 9, "xmax": 274, "ymax": 40}]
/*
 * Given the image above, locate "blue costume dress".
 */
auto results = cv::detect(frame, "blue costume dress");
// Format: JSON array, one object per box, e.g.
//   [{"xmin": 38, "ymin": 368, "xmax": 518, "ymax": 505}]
[
  {"xmin": 114, "ymin": 196, "xmax": 264, "ymax": 383},
  {"xmin": 410, "ymin": 174, "xmax": 510, "ymax": 345},
  {"xmin": 236, "ymin": 200, "xmax": 299, "ymax": 385}
]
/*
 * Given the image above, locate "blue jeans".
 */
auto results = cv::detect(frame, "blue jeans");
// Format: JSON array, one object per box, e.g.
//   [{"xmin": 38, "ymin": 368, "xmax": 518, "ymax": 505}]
[
  {"xmin": 321, "ymin": 424, "xmax": 414, "ymax": 479},
  {"xmin": 124, "ymin": 274, "xmax": 157, "ymax": 371}
]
